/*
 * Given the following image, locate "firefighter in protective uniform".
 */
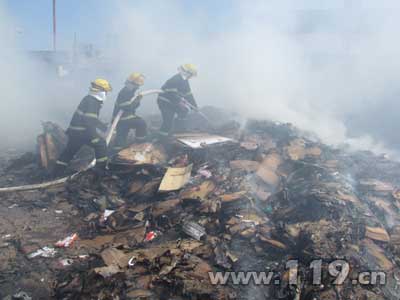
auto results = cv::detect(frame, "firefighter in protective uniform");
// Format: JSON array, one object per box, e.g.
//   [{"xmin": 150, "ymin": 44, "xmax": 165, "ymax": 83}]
[
  {"xmin": 54, "ymin": 79, "xmax": 112, "ymax": 176},
  {"xmin": 111, "ymin": 73, "xmax": 147, "ymax": 153},
  {"xmin": 157, "ymin": 64, "xmax": 198, "ymax": 135}
]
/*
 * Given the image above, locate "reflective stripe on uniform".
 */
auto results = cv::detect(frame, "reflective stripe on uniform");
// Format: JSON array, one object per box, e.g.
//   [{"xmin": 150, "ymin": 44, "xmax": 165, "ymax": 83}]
[
  {"xmin": 76, "ymin": 109, "xmax": 98, "ymax": 119},
  {"xmin": 96, "ymin": 156, "xmax": 108, "ymax": 163},
  {"xmin": 164, "ymin": 88, "xmax": 179, "ymax": 92},
  {"xmin": 120, "ymin": 114, "xmax": 137, "ymax": 121},
  {"xmin": 91, "ymin": 138, "xmax": 100, "ymax": 144},
  {"xmin": 56, "ymin": 160, "xmax": 68, "ymax": 166},
  {"xmin": 158, "ymin": 96, "xmax": 171, "ymax": 102},
  {"xmin": 68, "ymin": 125, "xmax": 86, "ymax": 131},
  {"xmin": 84, "ymin": 112, "xmax": 98, "ymax": 119},
  {"xmin": 184, "ymin": 91, "xmax": 192, "ymax": 96},
  {"xmin": 119, "ymin": 99, "xmax": 134, "ymax": 107}
]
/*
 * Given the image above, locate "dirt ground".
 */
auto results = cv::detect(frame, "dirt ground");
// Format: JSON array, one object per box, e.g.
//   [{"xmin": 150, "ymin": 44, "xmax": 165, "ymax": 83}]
[
  {"xmin": 2, "ymin": 118, "xmax": 400, "ymax": 300},
  {"xmin": 0, "ymin": 178, "xmax": 80, "ymax": 298}
]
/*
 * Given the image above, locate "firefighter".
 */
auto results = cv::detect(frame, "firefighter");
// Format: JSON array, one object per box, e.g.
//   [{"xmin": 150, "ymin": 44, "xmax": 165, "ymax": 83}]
[
  {"xmin": 111, "ymin": 73, "xmax": 147, "ymax": 153},
  {"xmin": 157, "ymin": 64, "xmax": 198, "ymax": 135},
  {"xmin": 54, "ymin": 79, "xmax": 112, "ymax": 176}
]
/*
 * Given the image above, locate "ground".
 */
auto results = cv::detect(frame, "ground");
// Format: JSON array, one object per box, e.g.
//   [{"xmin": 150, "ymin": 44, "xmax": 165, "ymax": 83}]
[{"xmin": 1, "ymin": 118, "xmax": 400, "ymax": 300}]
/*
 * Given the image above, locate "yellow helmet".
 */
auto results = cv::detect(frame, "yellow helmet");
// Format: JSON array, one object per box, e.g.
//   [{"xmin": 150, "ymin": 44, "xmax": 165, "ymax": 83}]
[
  {"xmin": 180, "ymin": 64, "xmax": 197, "ymax": 77},
  {"xmin": 91, "ymin": 78, "xmax": 112, "ymax": 92},
  {"xmin": 127, "ymin": 72, "xmax": 145, "ymax": 86}
]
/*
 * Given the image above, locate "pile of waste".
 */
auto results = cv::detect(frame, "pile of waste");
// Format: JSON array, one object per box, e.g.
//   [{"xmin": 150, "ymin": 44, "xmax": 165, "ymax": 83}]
[{"xmin": 2, "ymin": 113, "xmax": 400, "ymax": 299}]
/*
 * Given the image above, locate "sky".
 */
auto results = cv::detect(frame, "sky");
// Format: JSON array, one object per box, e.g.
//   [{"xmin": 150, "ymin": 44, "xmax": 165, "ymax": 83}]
[
  {"xmin": 4, "ymin": 0, "xmax": 377, "ymax": 51},
  {"xmin": 2, "ymin": 0, "xmax": 400, "ymax": 157},
  {"xmin": 5, "ymin": 0, "xmax": 236, "ymax": 51}
]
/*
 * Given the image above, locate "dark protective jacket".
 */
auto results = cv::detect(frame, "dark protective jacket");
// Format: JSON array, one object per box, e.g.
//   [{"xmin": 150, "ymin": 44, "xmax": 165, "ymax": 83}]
[
  {"xmin": 68, "ymin": 95, "xmax": 107, "ymax": 136},
  {"xmin": 158, "ymin": 74, "xmax": 197, "ymax": 107},
  {"xmin": 112, "ymin": 86, "xmax": 140, "ymax": 122}
]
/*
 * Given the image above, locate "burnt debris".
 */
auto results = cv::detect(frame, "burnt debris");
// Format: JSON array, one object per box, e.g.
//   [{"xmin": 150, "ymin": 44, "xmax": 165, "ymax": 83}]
[{"xmin": 1, "ymin": 110, "xmax": 400, "ymax": 299}]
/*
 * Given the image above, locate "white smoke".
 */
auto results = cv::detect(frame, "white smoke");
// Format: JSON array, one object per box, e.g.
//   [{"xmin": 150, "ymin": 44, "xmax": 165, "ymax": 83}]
[
  {"xmin": 1, "ymin": 0, "xmax": 400, "ymax": 156},
  {"xmin": 0, "ymin": 3, "xmax": 73, "ymax": 149},
  {"xmin": 108, "ymin": 0, "xmax": 400, "ymax": 155},
  {"xmin": 0, "ymin": 4, "xmax": 37, "ymax": 148}
]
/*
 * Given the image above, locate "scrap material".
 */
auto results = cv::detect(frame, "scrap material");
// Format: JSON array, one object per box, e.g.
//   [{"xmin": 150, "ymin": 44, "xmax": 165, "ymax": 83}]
[
  {"xmin": 174, "ymin": 133, "xmax": 236, "ymax": 149},
  {"xmin": 159, "ymin": 164, "xmax": 193, "ymax": 191}
]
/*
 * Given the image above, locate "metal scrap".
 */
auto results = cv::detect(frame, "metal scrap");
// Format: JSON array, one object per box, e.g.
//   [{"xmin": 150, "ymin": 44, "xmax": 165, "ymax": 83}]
[{"xmin": 182, "ymin": 221, "xmax": 206, "ymax": 240}]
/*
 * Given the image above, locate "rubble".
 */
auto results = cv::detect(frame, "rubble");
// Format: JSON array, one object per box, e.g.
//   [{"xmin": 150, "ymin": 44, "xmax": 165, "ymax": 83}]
[
  {"xmin": 2, "ymin": 111, "xmax": 400, "ymax": 299},
  {"xmin": 114, "ymin": 143, "xmax": 167, "ymax": 166},
  {"xmin": 174, "ymin": 133, "xmax": 237, "ymax": 149},
  {"xmin": 27, "ymin": 247, "xmax": 57, "ymax": 259},
  {"xmin": 182, "ymin": 221, "xmax": 206, "ymax": 240},
  {"xmin": 37, "ymin": 122, "xmax": 67, "ymax": 170},
  {"xmin": 159, "ymin": 164, "xmax": 193, "ymax": 191},
  {"xmin": 54, "ymin": 233, "xmax": 78, "ymax": 248}
]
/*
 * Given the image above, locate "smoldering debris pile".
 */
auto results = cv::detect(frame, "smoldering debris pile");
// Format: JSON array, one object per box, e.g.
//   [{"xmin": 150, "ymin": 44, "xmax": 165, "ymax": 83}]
[{"xmin": 2, "ymin": 115, "xmax": 400, "ymax": 299}]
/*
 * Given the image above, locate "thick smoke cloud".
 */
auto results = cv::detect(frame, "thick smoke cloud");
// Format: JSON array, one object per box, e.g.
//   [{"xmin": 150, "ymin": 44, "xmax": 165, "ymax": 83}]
[
  {"xmin": 1, "ymin": 1, "xmax": 400, "ymax": 156},
  {"xmin": 0, "ymin": 3, "xmax": 81, "ymax": 149},
  {"xmin": 108, "ymin": 0, "xmax": 400, "ymax": 155},
  {"xmin": 0, "ymin": 4, "xmax": 39, "ymax": 149}
]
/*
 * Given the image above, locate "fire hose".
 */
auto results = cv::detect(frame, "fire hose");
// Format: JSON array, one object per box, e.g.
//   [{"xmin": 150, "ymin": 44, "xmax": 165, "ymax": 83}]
[
  {"xmin": 106, "ymin": 89, "xmax": 163, "ymax": 145},
  {"xmin": 179, "ymin": 98, "xmax": 213, "ymax": 129}
]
